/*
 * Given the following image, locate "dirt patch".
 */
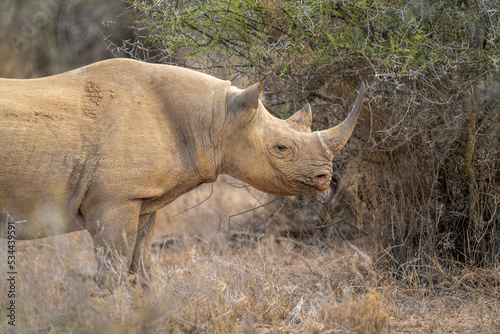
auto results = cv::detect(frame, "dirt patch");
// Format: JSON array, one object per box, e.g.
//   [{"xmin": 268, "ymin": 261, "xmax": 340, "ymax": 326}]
[
  {"xmin": 3, "ymin": 110, "xmax": 63, "ymax": 122},
  {"xmin": 83, "ymin": 80, "xmax": 103, "ymax": 118},
  {"xmin": 85, "ymin": 80, "xmax": 103, "ymax": 105},
  {"xmin": 34, "ymin": 111, "xmax": 64, "ymax": 121}
]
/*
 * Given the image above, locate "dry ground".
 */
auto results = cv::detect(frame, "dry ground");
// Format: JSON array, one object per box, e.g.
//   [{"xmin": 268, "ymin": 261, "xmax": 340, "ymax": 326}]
[{"xmin": 1, "ymin": 177, "xmax": 499, "ymax": 333}]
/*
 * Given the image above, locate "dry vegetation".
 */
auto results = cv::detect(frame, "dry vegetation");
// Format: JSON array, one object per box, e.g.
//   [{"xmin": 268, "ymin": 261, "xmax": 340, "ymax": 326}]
[{"xmin": 1, "ymin": 179, "xmax": 499, "ymax": 333}]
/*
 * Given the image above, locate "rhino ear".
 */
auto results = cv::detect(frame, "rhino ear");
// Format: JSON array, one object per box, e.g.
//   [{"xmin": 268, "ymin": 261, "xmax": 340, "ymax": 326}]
[
  {"xmin": 228, "ymin": 75, "xmax": 267, "ymax": 112},
  {"xmin": 286, "ymin": 103, "xmax": 312, "ymax": 133}
]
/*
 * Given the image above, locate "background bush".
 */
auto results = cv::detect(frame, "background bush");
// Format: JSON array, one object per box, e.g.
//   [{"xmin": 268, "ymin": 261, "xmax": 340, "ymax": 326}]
[{"xmin": 115, "ymin": 0, "xmax": 500, "ymax": 281}]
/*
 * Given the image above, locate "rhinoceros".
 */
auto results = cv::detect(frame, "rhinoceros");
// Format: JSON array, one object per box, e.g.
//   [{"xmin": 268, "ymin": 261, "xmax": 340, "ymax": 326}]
[{"xmin": 0, "ymin": 58, "xmax": 364, "ymax": 288}]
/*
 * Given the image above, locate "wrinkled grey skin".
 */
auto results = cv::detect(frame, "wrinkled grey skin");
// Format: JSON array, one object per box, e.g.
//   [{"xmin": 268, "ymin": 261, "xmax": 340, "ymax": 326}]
[{"xmin": 0, "ymin": 59, "xmax": 365, "ymax": 289}]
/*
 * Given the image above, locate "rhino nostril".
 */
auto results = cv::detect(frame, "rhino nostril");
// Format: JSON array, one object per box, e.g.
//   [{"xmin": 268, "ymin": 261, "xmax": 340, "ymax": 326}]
[
  {"xmin": 316, "ymin": 174, "xmax": 329, "ymax": 182},
  {"xmin": 313, "ymin": 174, "xmax": 331, "ymax": 191}
]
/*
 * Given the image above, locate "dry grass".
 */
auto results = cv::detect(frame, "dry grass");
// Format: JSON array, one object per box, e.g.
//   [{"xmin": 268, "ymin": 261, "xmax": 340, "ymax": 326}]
[
  {"xmin": 0, "ymin": 235, "xmax": 387, "ymax": 333},
  {"xmin": 1, "ymin": 178, "xmax": 499, "ymax": 333},
  {"xmin": 1, "ymin": 235, "xmax": 498, "ymax": 333}
]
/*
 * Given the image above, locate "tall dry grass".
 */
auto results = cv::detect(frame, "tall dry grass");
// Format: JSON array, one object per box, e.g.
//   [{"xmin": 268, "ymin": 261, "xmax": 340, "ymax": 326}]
[
  {"xmin": 1, "ymin": 178, "xmax": 499, "ymax": 333},
  {"xmin": 0, "ymin": 233, "xmax": 387, "ymax": 333}
]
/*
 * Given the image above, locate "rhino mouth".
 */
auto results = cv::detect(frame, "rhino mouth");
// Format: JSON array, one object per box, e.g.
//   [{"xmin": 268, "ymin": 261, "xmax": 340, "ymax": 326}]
[
  {"xmin": 296, "ymin": 173, "xmax": 331, "ymax": 193},
  {"xmin": 297, "ymin": 181, "xmax": 321, "ymax": 193}
]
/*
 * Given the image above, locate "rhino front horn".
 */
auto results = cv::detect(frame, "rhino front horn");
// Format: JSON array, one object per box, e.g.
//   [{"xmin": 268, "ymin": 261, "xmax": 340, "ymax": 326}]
[{"xmin": 319, "ymin": 82, "xmax": 366, "ymax": 155}]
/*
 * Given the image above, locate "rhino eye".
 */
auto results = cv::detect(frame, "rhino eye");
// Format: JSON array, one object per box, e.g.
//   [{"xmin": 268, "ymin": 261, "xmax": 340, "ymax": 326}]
[
  {"xmin": 276, "ymin": 145, "xmax": 288, "ymax": 152},
  {"xmin": 271, "ymin": 140, "xmax": 295, "ymax": 158}
]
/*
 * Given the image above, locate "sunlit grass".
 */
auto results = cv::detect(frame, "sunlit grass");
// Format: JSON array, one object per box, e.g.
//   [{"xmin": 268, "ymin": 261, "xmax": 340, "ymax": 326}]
[
  {"xmin": 1, "ymin": 231, "xmax": 498, "ymax": 333},
  {"xmin": 1, "ymin": 178, "xmax": 499, "ymax": 333}
]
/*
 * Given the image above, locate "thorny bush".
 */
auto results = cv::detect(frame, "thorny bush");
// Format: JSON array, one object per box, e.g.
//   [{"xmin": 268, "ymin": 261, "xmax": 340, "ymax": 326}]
[{"xmin": 111, "ymin": 0, "xmax": 500, "ymax": 284}]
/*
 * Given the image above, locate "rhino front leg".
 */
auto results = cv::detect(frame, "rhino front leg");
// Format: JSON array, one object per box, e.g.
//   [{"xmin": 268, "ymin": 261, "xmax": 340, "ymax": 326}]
[
  {"xmin": 130, "ymin": 211, "xmax": 157, "ymax": 283},
  {"xmin": 83, "ymin": 200, "xmax": 141, "ymax": 290}
]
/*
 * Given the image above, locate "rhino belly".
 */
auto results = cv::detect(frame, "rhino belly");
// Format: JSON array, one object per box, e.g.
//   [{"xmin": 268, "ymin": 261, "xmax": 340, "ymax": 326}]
[
  {"xmin": 0, "ymin": 161, "xmax": 87, "ymax": 239},
  {"xmin": 0, "ymin": 199, "xmax": 85, "ymax": 240}
]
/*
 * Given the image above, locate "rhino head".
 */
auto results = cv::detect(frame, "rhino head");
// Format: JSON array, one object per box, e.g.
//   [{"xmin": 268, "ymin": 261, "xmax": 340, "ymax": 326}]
[{"xmin": 222, "ymin": 80, "xmax": 365, "ymax": 196}]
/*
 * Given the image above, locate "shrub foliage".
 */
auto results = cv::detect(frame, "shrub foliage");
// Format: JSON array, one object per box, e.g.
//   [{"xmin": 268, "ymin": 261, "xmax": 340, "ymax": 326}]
[{"xmin": 116, "ymin": 0, "xmax": 500, "ymax": 278}]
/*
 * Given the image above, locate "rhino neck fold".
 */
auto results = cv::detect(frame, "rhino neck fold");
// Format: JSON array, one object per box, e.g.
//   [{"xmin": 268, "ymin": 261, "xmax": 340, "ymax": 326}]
[
  {"xmin": 196, "ymin": 80, "xmax": 230, "ymax": 183},
  {"xmin": 161, "ymin": 76, "xmax": 230, "ymax": 185}
]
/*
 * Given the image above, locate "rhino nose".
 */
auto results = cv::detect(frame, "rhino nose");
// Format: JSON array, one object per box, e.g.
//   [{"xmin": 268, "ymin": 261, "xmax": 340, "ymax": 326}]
[{"xmin": 313, "ymin": 173, "xmax": 331, "ymax": 192}]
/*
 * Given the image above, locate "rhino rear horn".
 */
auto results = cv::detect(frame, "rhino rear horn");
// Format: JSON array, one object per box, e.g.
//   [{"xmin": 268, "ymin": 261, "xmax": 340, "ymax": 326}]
[
  {"xmin": 286, "ymin": 103, "xmax": 312, "ymax": 132},
  {"xmin": 319, "ymin": 82, "xmax": 366, "ymax": 155}
]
